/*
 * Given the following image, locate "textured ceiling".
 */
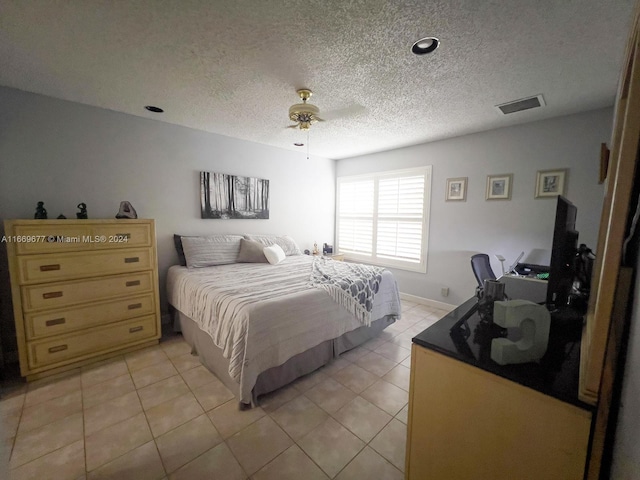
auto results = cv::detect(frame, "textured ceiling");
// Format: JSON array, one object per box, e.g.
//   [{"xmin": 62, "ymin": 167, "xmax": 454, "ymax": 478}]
[{"xmin": 0, "ymin": 0, "xmax": 634, "ymax": 159}]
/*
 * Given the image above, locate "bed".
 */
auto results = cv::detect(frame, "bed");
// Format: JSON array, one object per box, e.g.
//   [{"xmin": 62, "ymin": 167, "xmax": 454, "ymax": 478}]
[{"xmin": 166, "ymin": 234, "xmax": 401, "ymax": 407}]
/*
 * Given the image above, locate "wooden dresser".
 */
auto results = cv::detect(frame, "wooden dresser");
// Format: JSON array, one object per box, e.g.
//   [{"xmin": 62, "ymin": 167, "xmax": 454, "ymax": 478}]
[
  {"xmin": 405, "ymin": 299, "xmax": 592, "ymax": 479},
  {"xmin": 4, "ymin": 219, "xmax": 161, "ymax": 380}
]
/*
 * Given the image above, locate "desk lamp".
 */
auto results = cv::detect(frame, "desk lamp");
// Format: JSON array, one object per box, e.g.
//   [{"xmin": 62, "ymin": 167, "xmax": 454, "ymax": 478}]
[{"xmin": 495, "ymin": 255, "xmax": 506, "ymax": 275}]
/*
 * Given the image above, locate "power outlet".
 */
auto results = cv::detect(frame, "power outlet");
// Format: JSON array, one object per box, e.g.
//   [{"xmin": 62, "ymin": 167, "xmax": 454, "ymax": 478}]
[{"xmin": 441, "ymin": 287, "xmax": 449, "ymax": 297}]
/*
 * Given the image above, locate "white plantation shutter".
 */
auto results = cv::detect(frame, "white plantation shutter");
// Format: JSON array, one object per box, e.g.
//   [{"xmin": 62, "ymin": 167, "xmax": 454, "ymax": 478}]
[
  {"xmin": 337, "ymin": 179, "xmax": 374, "ymax": 254},
  {"xmin": 336, "ymin": 167, "xmax": 431, "ymax": 272}
]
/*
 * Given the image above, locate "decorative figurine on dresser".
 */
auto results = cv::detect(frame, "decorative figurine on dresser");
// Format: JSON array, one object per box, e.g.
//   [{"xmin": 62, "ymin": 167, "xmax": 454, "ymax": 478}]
[
  {"xmin": 116, "ymin": 201, "xmax": 138, "ymax": 219},
  {"xmin": 76, "ymin": 202, "xmax": 88, "ymax": 219},
  {"xmin": 3, "ymin": 218, "xmax": 161, "ymax": 380},
  {"xmin": 34, "ymin": 201, "xmax": 47, "ymax": 219}
]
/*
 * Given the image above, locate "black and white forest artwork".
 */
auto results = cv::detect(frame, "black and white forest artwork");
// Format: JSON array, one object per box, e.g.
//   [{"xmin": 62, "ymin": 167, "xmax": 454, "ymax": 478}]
[{"xmin": 200, "ymin": 171, "xmax": 270, "ymax": 219}]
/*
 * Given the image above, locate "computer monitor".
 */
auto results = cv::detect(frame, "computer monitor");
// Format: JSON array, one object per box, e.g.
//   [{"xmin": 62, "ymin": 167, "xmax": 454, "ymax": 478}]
[{"xmin": 546, "ymin": 196, "xmax": 578, "ymax": 309}]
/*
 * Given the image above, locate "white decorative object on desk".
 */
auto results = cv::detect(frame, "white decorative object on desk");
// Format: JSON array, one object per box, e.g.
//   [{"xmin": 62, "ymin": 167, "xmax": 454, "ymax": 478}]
[{"xmin": 491, "ymin": 300, "xmax": 551, "ymax": 365}]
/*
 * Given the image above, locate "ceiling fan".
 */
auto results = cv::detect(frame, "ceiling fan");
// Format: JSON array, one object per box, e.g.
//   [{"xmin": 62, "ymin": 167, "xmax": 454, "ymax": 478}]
[{"xmin": 287, "ymin": 89, "xmax": 324, "ymax": 130}]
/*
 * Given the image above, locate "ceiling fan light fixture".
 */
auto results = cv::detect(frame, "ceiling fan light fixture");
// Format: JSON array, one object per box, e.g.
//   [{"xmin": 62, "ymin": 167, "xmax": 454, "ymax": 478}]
[
  {"xmin": 288, "ymin": 89, "xmax": 321, "ymax": 129},
  {"xmin": 411, "ymin": 37, "xmax": 439, "ymax": 55},
  {"xmin": 289, "ymin": 103, "xmax": 320, "ymax": 119}
]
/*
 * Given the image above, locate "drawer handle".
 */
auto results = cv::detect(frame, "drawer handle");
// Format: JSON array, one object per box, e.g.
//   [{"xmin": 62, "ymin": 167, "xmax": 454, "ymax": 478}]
[
  {"xmin": 124, "ymin": 257, "xmax": 139, "ymax": 263},
  {"xmin": 45, "ymin": 317, "xmax": 66, "ymax": 327},
  {"xmin": 48, "ymin": 344, "xmax": 68, "ymax": 353},
  {"xmin": 115, "ymin": 233, "xmax": 132, "ymax": 239},
  {"xmin": 43, "ymin": 291, "xmax": 63, "ymax": 299},
  {"xmin": 40, "ymin": 264, "xmax": 61, "ymax": 271},
  {"xmin": 129, "ymin": 326, "xmax": 144, "ymax": 333},
  {"xmin": 126, "ymin": 280, "xmax": 141, "ymax": 287},
  {"xmin": 128, "ymin": 303, "xmax": 142, "ymax": 310}
]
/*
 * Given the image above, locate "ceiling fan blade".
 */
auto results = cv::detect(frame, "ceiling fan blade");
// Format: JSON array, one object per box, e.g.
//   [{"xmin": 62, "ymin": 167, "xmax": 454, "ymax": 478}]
[{"xmin": 321, "ymin": 104, "xmax": 367, "ymax": 121}]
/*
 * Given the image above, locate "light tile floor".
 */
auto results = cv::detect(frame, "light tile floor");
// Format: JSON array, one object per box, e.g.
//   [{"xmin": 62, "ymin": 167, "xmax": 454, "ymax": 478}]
[{"xmin": 0, "ymin": 301, "xmax": 450, "ymax": 480}]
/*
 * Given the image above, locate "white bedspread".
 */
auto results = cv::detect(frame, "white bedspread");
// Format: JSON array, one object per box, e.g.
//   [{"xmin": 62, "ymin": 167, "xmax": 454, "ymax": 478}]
[{"xmin": 166, "ymin": 255, "xmax": 401, "ymax": 402}]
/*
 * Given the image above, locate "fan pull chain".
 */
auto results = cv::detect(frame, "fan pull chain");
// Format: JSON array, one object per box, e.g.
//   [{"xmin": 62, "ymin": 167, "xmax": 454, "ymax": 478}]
[{"xmin": 307, "ymin": 129, "xmax": 310, "ymax": 160}]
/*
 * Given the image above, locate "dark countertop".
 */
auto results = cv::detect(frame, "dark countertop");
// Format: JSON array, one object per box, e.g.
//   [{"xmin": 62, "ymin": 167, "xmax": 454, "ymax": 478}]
[{"xmin": 413, "ymin": 297, "xmax": 592, "ymax": 410}]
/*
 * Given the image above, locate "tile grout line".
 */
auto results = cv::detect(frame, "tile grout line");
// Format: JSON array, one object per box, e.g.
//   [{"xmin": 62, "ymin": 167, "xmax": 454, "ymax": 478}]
[
  {"xmin": 269, "ymin": 371, "xmax": 405, "ymax": 479},
  {"xmin": 149, "ymin": 346, "xmax": 249, "ymax": 478},
  {"xmin": 130, "ymin": 348, "xmax": 170, "ymax": 479},
  {"xmin": 85, "ymin": 351, "xmax": 167, "ymax": 476},
  {"xmin": 327, "ymin": 385, "xmax": 405, "ymax": 478},
  {"xmin": 9, "ymin": 374, "xmax": 83, "ymax": 472},
  {"xmin": 174, "ymin": 351, "xmax": 252, "ymax": 480},
  {"xmin": 156, "ymin": 352, "xmax": 201, "ymax": 477},
  {"xmin": 264, "ymin": 401, "xmax": 331, "ymax": 479},
  {"xmin": 6, "ymin": 386, "xmax": 27, "ymax": 470}
]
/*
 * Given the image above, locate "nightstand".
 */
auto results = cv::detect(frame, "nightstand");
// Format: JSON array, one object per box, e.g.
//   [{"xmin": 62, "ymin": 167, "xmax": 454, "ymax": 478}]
[{"xmin": 325, "ymin": 253, "xmax": 344, "ymax": 261}]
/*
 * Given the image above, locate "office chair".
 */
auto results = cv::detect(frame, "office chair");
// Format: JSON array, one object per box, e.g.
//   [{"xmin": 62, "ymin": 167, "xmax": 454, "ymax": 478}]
[{"xmin": 470, "ymin": 253, "xmax": 497, "ymax": 288}]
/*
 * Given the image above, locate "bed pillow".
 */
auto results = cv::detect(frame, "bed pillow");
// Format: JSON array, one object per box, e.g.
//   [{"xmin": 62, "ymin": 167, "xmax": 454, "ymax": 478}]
[
  {"xmin": 174, "ymin": 234, "xmax": 215, "ymax": 266},
  {"xmin": 181, "ymin": 235, "xmax": 243, "ymax": 268},
  {"xmin": 264, "ymin": 244, "xmax": 287, "ymax": 265},
  {"xmin": 243, "ymin": 234, "xmax": 302, "ymax": 256},
  {"xmin": 237, "ymin": 238, "xmax": 268, "ymax": 263},
  {"xmin": 173, "ymin": 234, "xmax": 189, "ymax": 266}
]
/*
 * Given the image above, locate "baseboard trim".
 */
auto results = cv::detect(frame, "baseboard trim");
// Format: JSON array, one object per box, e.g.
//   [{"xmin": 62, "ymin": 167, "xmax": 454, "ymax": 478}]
[{"xmin": 400, "ymin": 292, "xmax": 456, "ymax": 311}]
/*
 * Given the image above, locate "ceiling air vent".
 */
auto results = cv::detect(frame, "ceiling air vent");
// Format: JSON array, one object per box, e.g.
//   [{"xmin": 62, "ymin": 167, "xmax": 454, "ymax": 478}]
[{"xmin": 495, "ymin": 94, "xmax": 545, "ymax": 115}]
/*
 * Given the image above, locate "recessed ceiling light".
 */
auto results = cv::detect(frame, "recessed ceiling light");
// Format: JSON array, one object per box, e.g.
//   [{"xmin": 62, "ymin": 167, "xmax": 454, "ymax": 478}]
[
  {"xmin": 294, "ymin": 143, "xmax": 304, "ymax": 147},
  {"xmin": 144, "ymin": 105, "xmax": 164, "ymax": 113},
  {"xmin": 411, "ymin": 37, "xmax": 439, "ymax": 55}
]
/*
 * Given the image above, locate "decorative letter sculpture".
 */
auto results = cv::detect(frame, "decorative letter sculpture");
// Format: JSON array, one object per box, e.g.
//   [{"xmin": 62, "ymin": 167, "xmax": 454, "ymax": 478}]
[{"xmin": 491, "ymin": 300, "xmax": 551, "ymax": 365}]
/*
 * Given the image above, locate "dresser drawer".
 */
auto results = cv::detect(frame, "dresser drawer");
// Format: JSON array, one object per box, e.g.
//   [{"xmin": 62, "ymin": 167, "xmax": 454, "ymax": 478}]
[
  {"xmin": 21, "ymin": 271, "xmax": 153, "ymax": 311},
  {"xmin": 24, "ymin": 293, "xmax": 156, "ymax": 339},
  {"xmin": 27, "ymin": 315, "xmax": 158, "ymax": 369},
  {"xmin": 12, "ymin": 224, "xmax": 92, "ymax": 254},
  {"xmin": 17, "ymin": 248, "xmax": 152, "ymax": 284},
  {"xmin": 10, "ymin": 222, "xmax": 152, "ymax": 254},
  {"xmin": 91, "ymin": 223, "xmax": 152, "ymax": 249}
]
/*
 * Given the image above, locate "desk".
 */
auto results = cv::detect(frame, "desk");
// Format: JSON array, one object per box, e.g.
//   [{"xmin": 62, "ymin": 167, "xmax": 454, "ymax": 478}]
[
  {"xmin": 405, "ymin": 298, "xmax": 592, "ymax": 479},
  {"xmin": 499, "ymin": 273, "xmax": 547, "ymax": 303}
]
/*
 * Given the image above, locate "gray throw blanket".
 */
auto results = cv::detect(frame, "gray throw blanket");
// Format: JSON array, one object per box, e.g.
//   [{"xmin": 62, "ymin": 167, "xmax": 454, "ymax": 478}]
[{"xmin": 310, "ymin": 256, "xmax": 384, "ymax": 326}]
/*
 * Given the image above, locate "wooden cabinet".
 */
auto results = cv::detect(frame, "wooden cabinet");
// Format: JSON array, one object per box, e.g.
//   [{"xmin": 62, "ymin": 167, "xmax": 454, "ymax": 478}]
[
  {"xmin": 406, "ymin": 344, "xmax": 592, "ymax": 480},
  {"xmin": 4, "ymin": 219, "xmax": 161, "ymax": 380}
]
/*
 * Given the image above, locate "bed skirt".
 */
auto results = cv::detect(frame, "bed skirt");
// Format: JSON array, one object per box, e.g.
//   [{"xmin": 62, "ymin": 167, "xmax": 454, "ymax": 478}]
[{"xmin": 172, "ymin": 308, "xmax": 396, "ymax": 407}]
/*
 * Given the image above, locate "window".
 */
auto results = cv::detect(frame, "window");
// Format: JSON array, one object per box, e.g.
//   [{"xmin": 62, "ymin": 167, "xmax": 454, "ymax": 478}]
[{"xmin": 336, "ymin": 166, "xmax": 431, "ymax": 272}]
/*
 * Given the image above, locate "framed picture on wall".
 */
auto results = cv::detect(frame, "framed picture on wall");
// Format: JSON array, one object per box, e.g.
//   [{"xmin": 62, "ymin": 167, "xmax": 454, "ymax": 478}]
[
  {"xmin": 486, "ymin": 174, "xmax": 513, "ymax": 200},
  {"xmin": 446, "ymin": 177, "xmax": 467, "ymax": 201},
  {"xmin": 200, "ymin": 171, "xmax": 270, "ymax": 219},
  {"xmin": 535, "ymin": 168, "xmax": 567, "ymax": 198}
]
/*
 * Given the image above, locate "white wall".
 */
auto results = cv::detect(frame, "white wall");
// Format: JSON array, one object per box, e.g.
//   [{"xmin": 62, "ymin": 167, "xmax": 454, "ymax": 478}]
[
  {"xmin": 336, "ymin": 108, "xmax": 612, "ymax": 306},
  {"xmin": 0, "ymin": 86, "xmax": 336, "ymax": 329}
]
